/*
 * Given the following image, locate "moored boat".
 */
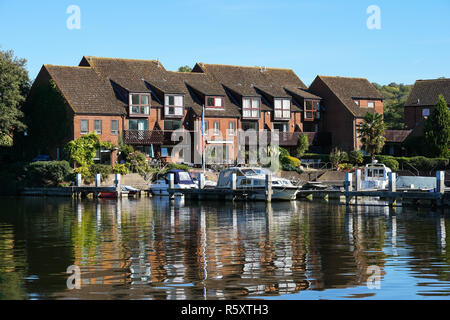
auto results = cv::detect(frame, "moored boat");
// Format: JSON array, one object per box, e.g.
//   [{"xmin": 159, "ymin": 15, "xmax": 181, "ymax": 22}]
[{"xmin": 215, "ymin": 167, "xmax": 298, "ymax": 201}]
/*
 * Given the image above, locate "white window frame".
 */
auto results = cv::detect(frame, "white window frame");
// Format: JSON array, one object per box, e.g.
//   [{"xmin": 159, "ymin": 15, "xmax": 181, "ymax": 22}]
[
  {"xmin": 274, "ymin": 98, "xmax": 291, "ymax": 119},
  {"xmin": 80, "ymin": 120, "xmax": 89, "ymax": 135},
  {"xmin": 94, "ymin": 120, "xmax": 102, "ymax": 135},
  {"xmin": 165, "ymin": 94, "xmax": 184, "ymax": 117},
  {"xmin": 243, "ymin": 98, "xmax": 260, "ymax": 118}
]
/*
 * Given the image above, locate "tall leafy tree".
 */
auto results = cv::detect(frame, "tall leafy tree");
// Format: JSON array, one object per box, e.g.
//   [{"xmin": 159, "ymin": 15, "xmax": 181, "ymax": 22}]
[
  {"xmin": 424, "ymin": 95, "xmax": 450, "ymax": 158},
  {"xmin": 357, "ymin": 112, "xmax": 386, "ymax": 161},
  {"xmin": 0, "ymin": 49, "xmax": 30, "ymax": 145}
]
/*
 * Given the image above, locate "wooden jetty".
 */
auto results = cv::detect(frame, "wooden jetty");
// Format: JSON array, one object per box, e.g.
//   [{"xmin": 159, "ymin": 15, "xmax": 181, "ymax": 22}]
[
  {"xmin": 167, "ymin": 171, "xmax": 450, "ymax": 208},
  {"xmin": 22, "ymin": 174, "xmax": 142, "ymax": 199}
]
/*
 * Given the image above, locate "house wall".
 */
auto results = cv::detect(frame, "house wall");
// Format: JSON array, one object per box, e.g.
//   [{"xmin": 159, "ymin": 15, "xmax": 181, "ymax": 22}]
[
  {"xmin": 404, "ymin": 105, "xmax": 433, "ymax": 130},
  {"xmin": 309, "ymin": 78, "xmax": 355, "ymax": 151},
  {"xmin": 73, "ymin": 114, "xmax": 124, "ymax": 144}
]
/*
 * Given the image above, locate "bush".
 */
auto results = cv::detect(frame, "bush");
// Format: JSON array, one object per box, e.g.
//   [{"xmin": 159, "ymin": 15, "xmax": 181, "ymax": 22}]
[
  {"xmin": 375, "ymin": 155, "xmax": 399, "ymax": 171},
  {"xmin": 26, "ymin": 161, "xmax": 73, "ymax": 187},
  {"xmin": 89, "ymin": 164, "xmax": 112, "ymax": 182},
  {"xmin": 112, "ymin": 164, "xmax": 129, "ymax": 175},
  {"xmin": 126, "ymin": 151, "xmax": 155, "ymax": 180},
  {"xmin": 349, "ymin": 150, "xmax": 364, "ymax": 165},
  {"xmin": 73, "ymin": 166, "xmax": 93, "ymax": 184},
  {"xmin": 164, "ymin": 163, "xmax": 190, "ymax": 172},
  {"xmin": 338, "ymin": 163, "xmax": 354, "ymax": 171},
  {"xmin": 329, "ymin": 148, "xmax": 348, "ymax": 169}
]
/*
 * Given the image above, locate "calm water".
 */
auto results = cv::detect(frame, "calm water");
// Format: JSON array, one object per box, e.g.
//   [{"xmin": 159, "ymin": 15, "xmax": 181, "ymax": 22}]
[{"xmin": 0, "ymin": 196, "xmax": 450, "ymax": 300}]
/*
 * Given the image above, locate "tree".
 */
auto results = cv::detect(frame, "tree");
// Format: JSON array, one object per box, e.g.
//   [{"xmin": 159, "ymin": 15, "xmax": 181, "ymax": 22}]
[
  {"xmin": 178, "ymin": 65, "xmax": 192, "ymax": 73},
  {"xmin": 349, "ymin": 150, "xmax": 364, "ymax": 165},
  {"xmin": 0, "ymin": 49, "xmax": 30, "ymax": 145},
  {"xmin": 296, "ymin": 133, "xmax": 309, "ymax": 158},
  {"xmin": 65, "ymin": 132, "xmax": 102, "ymax": 168},
  {"xmin": 424, "ymin": 95, "xmax": 450, "ymax": 158},
  {"xmin": 329, "ymin": 148, "xmax": 348, "ymax": 169},
  {"xmin": 357, "ymin": 112, "xmax": 386, "ymax": 161}
]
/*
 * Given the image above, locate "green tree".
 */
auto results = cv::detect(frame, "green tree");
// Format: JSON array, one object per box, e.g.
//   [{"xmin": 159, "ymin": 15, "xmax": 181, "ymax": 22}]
[
  {"xmin": 349, "ymin": 150, "xmax": 364, "ymax": 165},
  {"xmin": 357, "ymin": 112, "xmax": 386, "ymax": 161},
  {"xmin": 65, "ymin": 132, "xmax": 102, "ymax": 167},
  {"xmin": 0, "ymin": 49, "xmax": 30, "ymax": 145},
  {"xmin": 296, "ymin": 133, "xmax": 309, "ymax": 158},
  {"xmin": 424, "ymin": 95, "xmax": 450, "ymax": 158},
  {"xmin": 177, "ymin": 65, "xmax": 192, "ymax": 73},
  {"xmin": 329, "ymin": 148, "xmax": 348, "ymax": 169}
]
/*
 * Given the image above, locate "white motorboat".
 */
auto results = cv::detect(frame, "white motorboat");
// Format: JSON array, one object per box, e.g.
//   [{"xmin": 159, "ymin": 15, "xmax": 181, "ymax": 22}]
[
  {"xmin": 361, "ymin": 160, "xmax": 392, "ymax": 190},
  {"xmin": 149, "ymin": 170, "xmax": 198, "ymax": 196},
  {"xmin": 215, "ymin": 167, "xmax": 298, "ymax": 201}
]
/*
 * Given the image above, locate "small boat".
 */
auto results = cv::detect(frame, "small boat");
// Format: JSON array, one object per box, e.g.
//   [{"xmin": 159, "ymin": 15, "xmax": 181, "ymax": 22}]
[
  {"xmin": 149, "ymin": 169, "xmax": 198, "ymax": 196},
  {"xmin": 361, "ymin": 160, "xmax": 392, "ymax": 190},
  {"xmin": 190, "ymin": 172, "xmax": 217, "ymax": 188},
  {"xmin": 215, "ymin": 167, "xmax": 298, "ymax": 201},
  {"xmin": 99, "ymin": 185, "xmax": 140, "ymax": 198}
]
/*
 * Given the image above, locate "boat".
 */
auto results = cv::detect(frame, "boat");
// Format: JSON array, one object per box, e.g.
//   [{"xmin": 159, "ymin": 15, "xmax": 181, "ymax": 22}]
[
  {"xmin": 149, "ymin": 169, "xmax": 198, "ymax": 196},
  {"xmin": 99, "ymin": 185, "xmax": 140, "ymax": 198},
  {"xmin": 215, "ymin": 167, "xmax": 298, "ymax": 201},
  {"xmin": 190, "ymin": 172, "xmax": 217, "ymax": 188},
  {"xmin": 361, "ymin": 160, "xmax": 392, "ymax": 190}
]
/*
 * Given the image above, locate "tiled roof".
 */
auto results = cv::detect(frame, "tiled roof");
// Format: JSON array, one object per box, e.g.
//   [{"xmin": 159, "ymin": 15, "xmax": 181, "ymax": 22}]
[
  {"xmin": 44, "ymin": 65, "xmax": 125, "ymax": 115},
  {"xmin": 384, "ymin": 130, "xmax": 412, "ymax": 143},
  {"xmin": 405, "ymin": 78, "xmax": 450, "ymax": 107},
  {"xmin": 316, "ymin": 76, "xmax": 383, "ymax": 117},
  {"xmin": 284, "ymin": 87, "xmax": 322, "ymax": 100}
]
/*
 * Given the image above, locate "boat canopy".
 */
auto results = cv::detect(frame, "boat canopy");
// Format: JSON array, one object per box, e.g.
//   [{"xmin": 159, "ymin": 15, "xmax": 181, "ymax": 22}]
[{"xmin": 165, "ymin": 170, "xmax": 195, "ymax": 185}]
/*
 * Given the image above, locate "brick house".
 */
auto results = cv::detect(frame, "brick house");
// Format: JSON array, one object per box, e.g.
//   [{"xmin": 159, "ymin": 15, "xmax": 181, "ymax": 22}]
[
  {"xmin": 308, "ymin": 76, "xmax": 384, "ymax": 152},
  {"xmin": 404, "ymin": 78, "xmax": 450, "ymax": 132},
  {"xmin": 25, "ymin": 56, "xmax": 325, "ymax": 165}
]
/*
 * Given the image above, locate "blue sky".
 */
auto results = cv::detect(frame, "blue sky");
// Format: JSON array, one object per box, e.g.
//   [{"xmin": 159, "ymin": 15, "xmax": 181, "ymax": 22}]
[{"xmin": 0, "ymin": 0, "xmax": 449, "ymax": 86}]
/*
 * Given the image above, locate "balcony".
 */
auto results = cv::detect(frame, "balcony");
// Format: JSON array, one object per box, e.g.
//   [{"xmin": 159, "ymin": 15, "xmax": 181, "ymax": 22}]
[{"xmin": 123, "ymin": 130, "xmax": 164, "ymax": 145}]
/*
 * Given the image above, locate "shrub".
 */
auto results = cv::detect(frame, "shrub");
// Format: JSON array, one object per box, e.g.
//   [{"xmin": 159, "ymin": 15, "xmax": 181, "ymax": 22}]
[
  {"xmin": 89, "ymin": 164, "xmax": 112, "ymax": 182},
  {"xmin": 25, "ymin": 161, "xmax": 73, "ymax": 187},
  {"xmin": 164, "ymin": 163, "xmax": 190, "ymax": 172},
  {"xmin": 126, "ymin": 151, "xmax": 154, "ymax": 180},
  {"xmin": 375, "ymin": 155, "xmax": 399, "ymax": 171},
  {"xmin": 329, "ymin": 148, "xmax": 348, "ymax": 169},
  {"xmin": 338, "ymin": 163, "xmax": 354, "ymax": 171},
  {"xmin": 112, "ymin": 164, "xmax": 129, "ymax": 175},
  {"xmin": 349, "ymin": 150, "xmax": 364, "ymax": 165},
  {"xmin": 73, "ymin": 166, "xmax": 93, "ymax": 184},
  {"xmin": 296, "ymin": 134, "xmax": 310, "ymax": 158}
]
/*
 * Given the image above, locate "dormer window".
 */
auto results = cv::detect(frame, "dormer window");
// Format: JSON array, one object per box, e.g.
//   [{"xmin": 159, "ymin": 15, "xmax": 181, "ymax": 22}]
[
  {"xmin": 274, "ymin": 99, "xmax": 290, "ymax": 120},
  {"xmin": 206, "ymin": 96, "xmax": 224, "ymax": 108},
  {"xmin": 129, "ymin": 93, "xmax": 150, "ymax": 116},
  {"xmin": 304, "ymin": 100, "xmax": 320, "ymax": 121},
  {"xmin": 242, "ymin": 98, "xmax": 260, "ymax": 119},
  {"xmin": 165, "ymin": 94, "xmax": 184, "ymax": 117}
]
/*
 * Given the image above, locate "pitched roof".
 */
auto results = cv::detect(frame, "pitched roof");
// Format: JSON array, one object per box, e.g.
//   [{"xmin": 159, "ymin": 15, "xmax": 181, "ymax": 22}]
[
  {"xmin": 284, "ymin": 86, "xmax": 322, "ymax": 100},
  {"xmin": 405, "ymin": 78, "xmax": 450, "ymax": 107},
  {"xmin": 193, "ymin": 63, "xmax": 307, "ymax": 94},
  {"xmin": 44, "ymin": 65, "xmax": 125, "ymax": 115},
  {"xmin": 315, "ymin": 76, "xmax": 383, "ymax": 117},
  {"xmin": 384, "ymin": 130, "xmax": 412, "ymax": 143}
]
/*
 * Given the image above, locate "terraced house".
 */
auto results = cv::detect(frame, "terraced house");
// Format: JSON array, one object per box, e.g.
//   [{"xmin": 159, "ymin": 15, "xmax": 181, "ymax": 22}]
[{"xmin": 24, "ymin": 56, "xmax": 330, "ymax": 165}]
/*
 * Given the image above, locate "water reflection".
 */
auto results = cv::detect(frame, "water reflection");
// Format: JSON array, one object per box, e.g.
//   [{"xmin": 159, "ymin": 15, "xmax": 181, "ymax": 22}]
[{"xmin": 0, "ymin": 197, "xmax": 450, "ymax": 300}]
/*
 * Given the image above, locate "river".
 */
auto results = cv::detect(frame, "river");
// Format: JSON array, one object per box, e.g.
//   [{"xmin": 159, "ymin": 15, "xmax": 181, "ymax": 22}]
[{"xmin": 0, "ymin": 196, "xmax": 449, "ymax": 300}]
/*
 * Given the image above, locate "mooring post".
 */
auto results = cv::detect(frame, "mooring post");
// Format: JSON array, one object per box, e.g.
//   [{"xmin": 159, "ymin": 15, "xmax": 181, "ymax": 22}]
[
  {"xmin": 169, "ymin": 173, "xmax": 175, "ymax": 200},
  {"xmin": 388, "ymin": 172, "xmax": 397, "ymax": 206},
  {"xmin": 355, "ymin": 169, "xmax": 362, "ymax": 191},
  {"xmin": 199, "ymin": 173, "xmax": 205, "ymax": 190},
  {"xmin": 266, "ymin": 174, "xmax": 273, "ymax": 203},
  {"xmin": 94, "ymin": 174, "xmax": 101, "ymax": 198},
  {"xmin": 114, "ymin": 174, "xmax": 121, "ymax": 198},
  {"xmin": 345, "ymin": 172, "xmax": 353, "ymax": 205},
  {"xmin": 76, "ymin": 173, "xmax": 82, "ymax": 187},
  {"xmin": 436, "ymin": 171, "xmax": 445, "ymax": 206},
  {"xmin": 231, "ymin": 172, "xmax": 237, "ymax": 191}
]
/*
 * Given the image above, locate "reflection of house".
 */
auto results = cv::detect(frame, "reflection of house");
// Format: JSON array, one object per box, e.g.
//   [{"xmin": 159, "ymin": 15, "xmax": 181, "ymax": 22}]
[{"xmin": 309, "ymin": 76, "xmax": 384, "ymax": 151}]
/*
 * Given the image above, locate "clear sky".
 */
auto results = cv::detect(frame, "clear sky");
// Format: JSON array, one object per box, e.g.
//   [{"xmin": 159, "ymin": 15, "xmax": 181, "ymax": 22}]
[{"xmin": 0, "ymin": 0, "xmax": 449, "ymax": 86}]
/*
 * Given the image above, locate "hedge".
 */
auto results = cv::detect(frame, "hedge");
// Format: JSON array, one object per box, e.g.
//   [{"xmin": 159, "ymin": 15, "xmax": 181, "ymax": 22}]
[
  {"xmin": 25, "ymin": 161, "xmax": 73, "ymax": 187},
  {"xmin": 375, "ymin": 155, "xmax": 448, "ymax": 171}
]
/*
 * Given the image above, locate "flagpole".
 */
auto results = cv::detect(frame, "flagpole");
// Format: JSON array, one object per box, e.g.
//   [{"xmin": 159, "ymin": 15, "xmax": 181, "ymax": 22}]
[{"xmin": 202, "ymin": 104, "xmax": 206, "ymax": 174}]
